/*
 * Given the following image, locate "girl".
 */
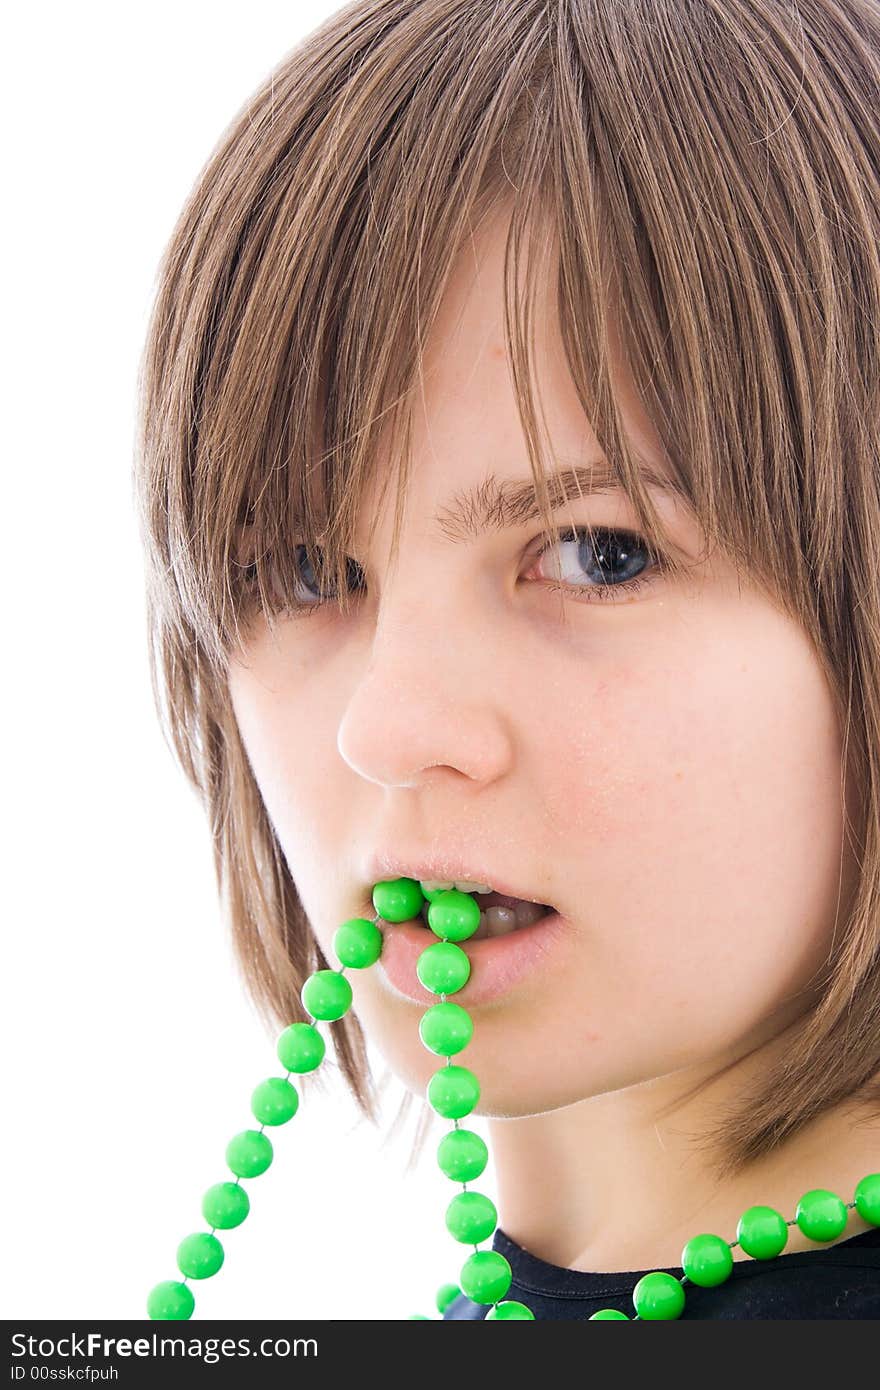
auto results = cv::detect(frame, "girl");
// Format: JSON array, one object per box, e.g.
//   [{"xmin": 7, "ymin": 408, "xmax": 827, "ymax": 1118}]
[{"xmin": 136, "ymin": 0, "xmax": 880, "ymax": 1318}]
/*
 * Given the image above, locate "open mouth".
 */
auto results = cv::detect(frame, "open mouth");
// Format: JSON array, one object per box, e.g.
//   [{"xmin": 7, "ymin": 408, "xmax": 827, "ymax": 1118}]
[{"xmin": 419, "ymin": 890, "xmax": 556, "ymax": 940}]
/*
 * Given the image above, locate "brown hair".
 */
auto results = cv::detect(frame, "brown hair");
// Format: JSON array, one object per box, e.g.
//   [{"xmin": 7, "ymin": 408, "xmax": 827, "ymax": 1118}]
[{"xmin": 134, "ymin": 0, "xmax": 880, "ymax": 1181}]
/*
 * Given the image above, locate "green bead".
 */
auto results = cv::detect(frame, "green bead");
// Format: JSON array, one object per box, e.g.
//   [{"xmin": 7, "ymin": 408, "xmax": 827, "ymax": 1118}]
[
  {"xmin": 147, "ymin": 1279, "xmax": 195, "ymax": 1320},
  {"xmin": 251, "ymin": 1076, "xmax": 300, "ymax": 1126},
  {"xmin": 796, "ymin": 1188, "xmax": 848, "ymax": 1242},
  {"xmin": 632, "ymin": 1271, "xmax": 686, "ymax": 1319},
  {"xmin": 854, "ymin": 1173, "xmax": 880, "ymax": 1225},
  {"xmin": 419, "ymin": 1002, "xmax": 474, "ymax": 1056},
  {"xmin": 420, "ymin": 882, "xmax": 451, "ymax": 902},
  {"xmin": 681, "ymin": 1233, "xmax": 734, "ymax": 1288},
  {"xmin": 333, "ymin": 916, "xmax": 383, "ymax": 968},
  {"xmin": 437, "ymin": 1127, "xmax": 489, "ymax": 1182},
  {"xmin": 436, "ymin": 1282, "xmax": 461, "ymax": 1314},
  {"xmin": 372, "ymin": 877, "xmax": 424, "ymax": 922},
  {"xmin": 408, "ymin": 1313, "xmax": 431, "ymax": 1319},
  {"xmin": 589, "ymin": 1308, "xmax": 630, "ymax": 1319},
  {"xmin": 427, "ymin": 1064, "xmax": 480, "ymax": 1118},
  {"xmin": 277, "ymin": 1022, "xmax": 325, "ymax": 1073},
  {"xmin": 416, "ymin": 941, "xmax": 470, "ymax": 995},
  {"xmin": 486, "ymin": 1300, "xmax": 535, "ymax": 1319},
  {"xmin": 226, "ymin": 1129, "xmax": 273, "ymax": 1178},
  {"xmin": 177, "ymin": 1232, "xmax": 224, "ymax": 1280},
  {"xmin": 736, "ymin": 1204, "xmax": 788, "ymax": 1259},
  {"xmin": 427, "ymin": 889, "xmax": 482, "ymax": 942},
  {"xmin": 202, "ymin": 1181, "xmax": 250, "ymax": 1230},
  {"xmin": 459, "ymin": 1250, "xmax": 512, "ymax": 1304},
  {"xmin": 301, "ymin": 969, "xmax": 352, "ymax": 1021},
  {"xmin": 446, "ymin": 1191, "xmax": 498, "ymax": 1244}
]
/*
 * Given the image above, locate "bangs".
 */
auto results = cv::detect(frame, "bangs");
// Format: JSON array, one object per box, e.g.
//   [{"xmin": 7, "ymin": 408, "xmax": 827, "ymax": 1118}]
[
  {"xmin": 137, "ymin": 0, "xmax": 877, "ymax": 690},
  {"xmin": 229, "ymin": 196, "xmax": 698, "ymax": 652},
  {"xmin": 135, "ymin": 1, "xmax": 722, "ymax": 679}
]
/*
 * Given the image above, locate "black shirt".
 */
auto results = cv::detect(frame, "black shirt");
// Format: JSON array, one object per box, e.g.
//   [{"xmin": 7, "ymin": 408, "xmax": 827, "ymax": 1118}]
[{"xmin": 442, "ymin": 1223, "xmax": 880, "ymax": 1319}]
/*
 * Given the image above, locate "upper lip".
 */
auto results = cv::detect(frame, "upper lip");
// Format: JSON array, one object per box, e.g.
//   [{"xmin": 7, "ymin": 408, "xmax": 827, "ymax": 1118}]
[{"xmin": 361, "ymin": 850, "xmax": 556, "ymax": 908}]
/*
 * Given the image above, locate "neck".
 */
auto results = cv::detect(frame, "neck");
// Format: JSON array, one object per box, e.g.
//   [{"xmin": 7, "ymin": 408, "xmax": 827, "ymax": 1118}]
[{"xmin": 486, "ymin": 1028, "xmax": 880, "ymax": 1273}]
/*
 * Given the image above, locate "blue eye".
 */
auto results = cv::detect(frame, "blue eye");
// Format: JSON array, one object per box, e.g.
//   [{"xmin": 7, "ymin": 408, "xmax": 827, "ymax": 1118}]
[
  {"xmin": 245, "ymin": 527, "xmax": 663, "ymax": 617},
  {"xmin": 528, "ymin": 526, "xmax": 662, "ymax": 603},
  {"xmin": 245, "ymin": 545, "xmax": 364, "ymax": 614},
  {"xmin": 286, "ymin": 545, "xmax": 346, "ymax": 604}
]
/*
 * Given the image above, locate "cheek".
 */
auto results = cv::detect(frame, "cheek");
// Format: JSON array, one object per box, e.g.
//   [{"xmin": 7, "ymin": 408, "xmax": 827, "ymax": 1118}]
[
  {"xmin": 535, "ymin": 656, "xmax": 717, "ymax": 850},
  {"xmin": 226, "ymin": 658, "xmax": 343, "ymax": 927},
  {"xmin": 537, "ymin": 612, "xmax": 848, "ymax": 1016},
  {"xmin": 542, "ymin": 608, "xmax": 843, "ymax": 846}
]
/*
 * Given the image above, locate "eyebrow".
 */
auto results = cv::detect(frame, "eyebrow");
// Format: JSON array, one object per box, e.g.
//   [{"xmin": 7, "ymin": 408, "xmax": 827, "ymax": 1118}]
[{"xmin": 431, "ymin": 460, "xmax": 679, "ymax": 544}]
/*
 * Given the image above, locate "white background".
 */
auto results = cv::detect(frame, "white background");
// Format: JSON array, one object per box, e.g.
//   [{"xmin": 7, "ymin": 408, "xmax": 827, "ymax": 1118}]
[{"xmin": 2, "ymin": 1, "xmax": 496, "ymax": 1321}]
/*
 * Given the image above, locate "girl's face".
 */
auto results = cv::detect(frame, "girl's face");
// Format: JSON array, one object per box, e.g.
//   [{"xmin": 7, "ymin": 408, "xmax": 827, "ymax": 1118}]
[{"xmin": 227, "ymin": 207, "xmax": 859, "ymax": 1116}]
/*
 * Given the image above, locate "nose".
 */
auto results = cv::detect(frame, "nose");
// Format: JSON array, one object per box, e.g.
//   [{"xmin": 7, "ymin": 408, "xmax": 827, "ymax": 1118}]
[{"xmin": 336, "ymin": 591, "xmax": 514, "ymax": 789}]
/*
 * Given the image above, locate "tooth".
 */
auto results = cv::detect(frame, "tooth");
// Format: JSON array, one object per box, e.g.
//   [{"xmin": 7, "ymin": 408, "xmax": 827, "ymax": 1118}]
[
  {"xmin": 483, "ymin": 905, "xmax": 518, "ymax": 937},
  {"xmin": 419, "ymin": 878, "xmax": 495, "ymax": 894},
  {"xmin": 425, "ymin": 900, "xmax": 552, "ymax": 940},
  {"xmin": 512, "ymin": 901, "xmax": 548, "ymax": 928}
]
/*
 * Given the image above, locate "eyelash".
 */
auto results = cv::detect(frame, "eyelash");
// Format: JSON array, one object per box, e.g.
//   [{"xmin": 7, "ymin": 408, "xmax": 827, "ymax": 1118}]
[{"xmin": 243, "ymin": 526, "xmax": 664, "ymax": 616}]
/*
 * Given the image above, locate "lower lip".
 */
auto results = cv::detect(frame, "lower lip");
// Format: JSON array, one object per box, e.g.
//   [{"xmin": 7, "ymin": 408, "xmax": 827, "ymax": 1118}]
[{"xmin": 375, "ymin": 910, "xmax": 573, "ymax": 1006}]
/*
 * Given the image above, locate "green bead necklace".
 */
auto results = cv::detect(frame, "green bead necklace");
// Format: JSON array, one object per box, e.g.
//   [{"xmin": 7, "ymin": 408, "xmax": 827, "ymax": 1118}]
[{"xmin": 146, "ymin": 878, "xmax": 880, "ymax": 1321}]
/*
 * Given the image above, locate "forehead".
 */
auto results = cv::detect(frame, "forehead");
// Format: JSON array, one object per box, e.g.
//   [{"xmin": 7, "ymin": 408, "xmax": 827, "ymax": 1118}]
[{"xmin": 344, "ymin": 205, "xmax": 680, "ymax": 547}]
